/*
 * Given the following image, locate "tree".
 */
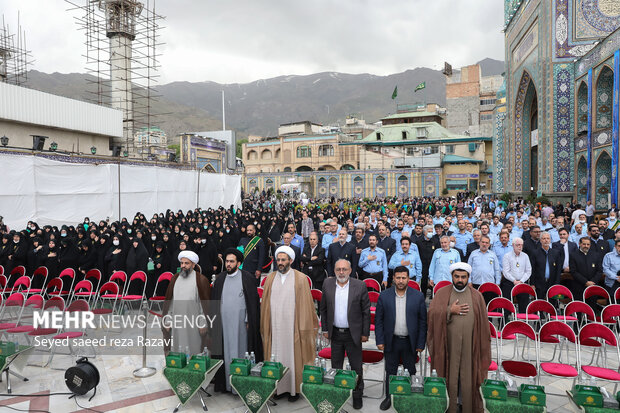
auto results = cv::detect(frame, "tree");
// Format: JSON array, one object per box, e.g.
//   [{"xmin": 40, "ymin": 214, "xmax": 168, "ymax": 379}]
[
  {"xmin": 236, "ymin": 138, "xmax": 248, "ymax": 159},
  {"xmin": 167, "ymin": 144, "xmax": 180, "ymax": 158}
]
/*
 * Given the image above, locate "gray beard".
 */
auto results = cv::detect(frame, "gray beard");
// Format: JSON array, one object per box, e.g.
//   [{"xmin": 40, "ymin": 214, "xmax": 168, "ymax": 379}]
[
  {"xmin": 180, "ymin": 269, "xmax": 190, "ymax": 278},
  {"xmin": 278, "ymin": 265, "xmax": 291, "ymax": 274}
]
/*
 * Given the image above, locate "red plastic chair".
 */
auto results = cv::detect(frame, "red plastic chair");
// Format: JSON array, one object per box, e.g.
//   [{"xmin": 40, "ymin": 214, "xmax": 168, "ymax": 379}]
[
  {"xmin": 539, "ymin": 321, "xmax": 579, "ymax": 379},
  {"xmin": 257, "ymin": 287, "xmax": 263, "ymax": 299},
  {"xmin": 49, "ymin": 268, "xmax": 75, "ymax": 298},
  {"xmin": 368, "ymin": 291, "xmax": 380, "ymax": 313},
  {"xmin": 479, "ymin": 282, "xmax": 502, "ymax": 298},
  {"xmin": 408, "ymin": 280, "xmax": 420, "ymax": 291},
  {"xmin": 601, "ymin": 304, "xmax": 620, "ymax": 332},
  {"xmin": 311, "ymin": 289, "xmax": 322, "ymax": 303},
  {"xmin": 0, "ymin": 265, "xmax": 3, "ymax": 276},
  {"xmin": 121, "ymin": 271, "xmax": 148, "ymax": 307},
  {"xmin": 149, "ymin": 272, "xmax": 173, "ymax": 312},
  {"xmin": 511, "ymin": 283, "xmax": 537, "ymax": 317},
  {"xmin": 0, "ymin": 292, "xmax": 26, "ymax": 330},
  {"xmin": 84, "ymin": 269, "xmax": 102, "ymax": 294},
  {"xmin": 71, "ymin": 280, "xmax": 96, "ymax": 306},
  {"xmin": 0, "ymin": 274, "xmax": 7, "ymax": 294},
  {"xmin": 26, "ymin": 266, "xmax": 49, "ymax": 294},
  {"xmin": 93, "ymin": 281, "xmax": 122, "ymax": 317},
  {"xmin": 614, "ymin": 287, "xmax": 620, "ymax": 304},
  {"xmin": 563, "ymin": 300, "xmax": 596, "ymax": 330},
  {"xmin": 547, "ymin": 285, "xmax": 578, "ymax": 322},
  {"xmin": 260, "ymin": 276, "xmax": 267, "ymax": 287},
  {"xmin": 489, "ymin": 322, "xmax": 499, "ymax": 373},
  {"xmin": 433, "ymin": 280, "xmax": 451, "ymax": 294},
  {"xmin": 306, "ymin": 275, "xmax": 313, "ymax": 289},
  {"xmin": 579, "ymin": 323, "xmax": 620, "ymax": 382},
  {"xmin": 48, "ymin": 299, "xmax": 95, "ymax": 368},
  {"xmin": 518, "ymin": 299, "xmax": 556, "ymax": 326},
  {"xmin": 364, "ymin": 278, "xmax": 381, "ymax": 292},
  {"xmin": 6, "ymin": 294, "xmax": 45, "ymax": 335},
  {"xmin": 500, "ymin": 320, "xmax": 539, "ymax": 381},
  {"xmin": 362, "ymin": 349, "xmax": 385, "ymax": 399},
  {"xmin": 27, "ymin": 296, "xmax": 65, "ymax": 339},
  {"xmin": 584, "ymin": 285, "xmax": 610, "ymax": 310},
  {"xmin": 11, "ymin": 276, "xmax": 31, "ymax": 293},
  {"xmin": 487, "ymin": 297, "xmax": 516, "ymax": 328}
]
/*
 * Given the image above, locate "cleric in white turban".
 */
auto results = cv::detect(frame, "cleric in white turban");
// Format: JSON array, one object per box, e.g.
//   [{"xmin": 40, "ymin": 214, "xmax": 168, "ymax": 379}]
[
  {"xmin": 449, "ymin": 262, "xmax": 472, "ymax": 276},
  {"xmin": 275, "ymin": 245, "xmax": 296, "ymax": 262},
  {"xmin": 161, "ymin": 246, "xmax": 211, "ymax": 356}
]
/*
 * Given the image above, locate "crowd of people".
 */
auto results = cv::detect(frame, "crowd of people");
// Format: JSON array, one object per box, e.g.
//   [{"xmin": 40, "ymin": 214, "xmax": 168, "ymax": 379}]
[{"xmin": 1, "ymin": 193, "xmax": 620, "ymax": 412}]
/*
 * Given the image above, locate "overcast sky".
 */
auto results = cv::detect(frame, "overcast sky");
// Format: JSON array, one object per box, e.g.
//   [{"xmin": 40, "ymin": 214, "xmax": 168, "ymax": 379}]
[{"xmin": 0, "ymin": 0, "xmax": 504, "ymax": 85}]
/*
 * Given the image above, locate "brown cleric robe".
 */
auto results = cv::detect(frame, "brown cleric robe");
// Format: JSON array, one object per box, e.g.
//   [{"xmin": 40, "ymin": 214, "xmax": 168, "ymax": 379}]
[
  {"xmin": 427, "ymin": 284, "xmax": 491, "ymax": 413},
  {"xmin": 260, "ymin": 269, "xmax": 318, "ymax": 395}
]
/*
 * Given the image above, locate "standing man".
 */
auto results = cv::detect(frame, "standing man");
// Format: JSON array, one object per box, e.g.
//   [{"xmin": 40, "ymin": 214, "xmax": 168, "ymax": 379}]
[
  {"xmin": 161, "ymin": 250, "xmax": 211, "ymax": 355},
  {"xmin": 287, "ymin": 222, "xmax": 305, "ymax": 253},
  {"xmin": 602, "ymin": 240, "xmax": 620, "ymax": 296},
  {"xmin": 417, "ymin": 225, "xmax": 440, "ymax": 298},
  {"xmin": 281, "ymin": 232, "xmax": 301, "ymax": 271},
  {"xmin": 300, "ymin": 211, "xmax": 314, "ymax": 241},
  {"xmin": 501, "ymin": 238, "xmax": 532, "ymax": 313},
  {"xmin": 467, "ymin": 235, "xmax": 501, "ymax": 295},
  {"xmin": 375, "ymin": 266, "xmax": 427, "ymax": 411},
  {"xmin": 351, "ymin": 226, "xmax": 369, "ymax": 278},
  {"xmin": 377, "ymin": 225, "xmax": 397, "ymax": 262},
  {"xmin": 327, "ymin": 228, "xmax": 356, "ymax": 277},
  {"xmin": 570, "ymin": 238, "xmax": 603, "ymax": 307},
  {"xmin": 358, "ymin": 234, "xmax": 389, "ymax": 287},
  {"xmin": 388, "ymin": 237, "xmax": 422, "ymax": 283},
  {"xmin": 530, "ymin": 232, "xmax": 562, "ymax": 299},
  {"xmin": 427, "ymin": 263, "xmax": 491, "ymax": 413},
  {"xmin": 211, "ymin": 248, "xmax": 263, "ymax": 393},
  {"xmin": 453, "ymin": 220, "xmax": 474, "ymax": 257},
  {"xmin": 300, "ymin": 231, "xmax": 326, "ymax": 288},
  {"xmin": 239, "ymin": 224, "xmax": 266, "ymax": 286},
  {"xmin": 320, "ymin": 259, "xmax": 370, "ymax": 409},
  {"xmin": 260, "ymin": 246, "xmax": 318, "ymax": 402},
  {"xmin": 429, "ymin": 236, "xmax": 461, "ymax": 289}
]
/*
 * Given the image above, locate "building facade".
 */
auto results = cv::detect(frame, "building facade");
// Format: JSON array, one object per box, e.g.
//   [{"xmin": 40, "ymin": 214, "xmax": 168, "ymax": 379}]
[
  {"xmin": 500, "ymin": 0, "xmax": 620, "ymax": 209},
  {"xmin": 179, "ymin": 133, "xmax": 228, "ymax": 173},
  {"xmin": 243, "ymin": 108, "xmax": 492, "ymax": 198}
]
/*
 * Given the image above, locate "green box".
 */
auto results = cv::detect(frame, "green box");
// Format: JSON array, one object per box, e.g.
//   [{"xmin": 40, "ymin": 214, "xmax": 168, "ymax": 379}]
[
  {"xmin": 389, "ymin": 375, "xmax": 412, "ymax": 395},
  {"xmin": 165, "ymin": 351, "xmax": 187, "ymax": 369},
  {"xmin": 303, "ymin": 365, "xmax": 323, "ymax": 384},
  {"xmin": 424, "ymin": 377, "xmax": 447, "ymax": 397},
  {"xmin": 482, "ymin": 379, "xmax": 508, "ymax": 401},
  {"xmin": 189, "ymin": 355, "xmax": 210, "ymax": 372},
  {"xmin": 261, "ymin": 361, "xmax": 284, "ymax": 380},
  {"xmin": 573, "ymin": 385, "xmax": 603, "ymax": 407},
  {"xmin": 334, "ymin": 370, "xmax": 357, "ymax": 389},
  {"xmin": 519, "ymin": 384, "xmax": 546, "ymax": 406},
  {"xmin": 230, "ymin": 358, "xmax": 251, "ymax": 376}
]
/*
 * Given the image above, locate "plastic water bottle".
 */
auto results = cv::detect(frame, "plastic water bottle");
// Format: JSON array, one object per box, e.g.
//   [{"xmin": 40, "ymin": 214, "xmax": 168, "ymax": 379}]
[
  {"xmin": 203, "ymin": 346, "xmax": 209, "ymax": 358},
  {"xmin": 397, "ymin": 365, "xmax": 404, "ymax": 376},
  {"xmin": 404, "ymin": 369, "xmax": 410, "ymax": 378},
  {"xmin": 185, "ymin": 346, "xmax": 190, "ymax": 362},
  {"xmin": 345, "ymin": 356, "xmax": 351, "ymax": 371},
  {"xmin": 12, "ymin": 335, "xmax": 18, "ymax": 352},
  {"xmin": 314, "ymin": 357, "xmax": 320, "ymax": 367},
  {"xmin": 320, "ymin": 358, "xmax": 327, "ymax": 372},
  {"xmin": 431, "ymin": 369, "xmax": 438, "ymax": 377},
  {"xmin": 244, "ymin": 351, "xmax": 250, "ymax": 361},
  {"xmin": 271, "ymin": 353, "xmax": 276, "ymax": 362},
  {"xmin": 250, "ymin": 351, "xmax": 256, "ymax": 366}
]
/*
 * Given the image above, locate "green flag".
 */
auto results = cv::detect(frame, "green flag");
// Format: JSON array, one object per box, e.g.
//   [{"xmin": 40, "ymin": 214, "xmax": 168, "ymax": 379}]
[
  {"xmin": 415, "ymin": 82, "xmax": 426, "ymax": 92},
  {"xmin": 391, "ymin": 86, "xmax": 398, "ymax": 100}
]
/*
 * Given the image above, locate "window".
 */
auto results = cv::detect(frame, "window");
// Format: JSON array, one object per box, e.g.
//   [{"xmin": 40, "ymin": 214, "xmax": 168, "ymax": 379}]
[
  {"xmin": 401, "ymin": 131, "xmax": 408, "ymax": 140},
  {"xmin": 423, "ymin": 146, "xmax": 439, "ymax": 155},
  {"xmin": 480, "ymin": 98, "xmax": 496, "ymax": 106},
  {"xmin": 416, "ymin": 128, "xmax": 427, "ymax": 138},
  {"xmin": 445, "ymin": 144, "xmax": 455, "ymax": 154},
  {"xmin": 296, "ymin": 145, "xmax": 312, "ymax": 158},
  {"xmin": 376, "ymin": 132, "xmax": 382, "ymax": 141},
  {"xmin": 318, "ymin": 144, "xmax": 334, "ymax": 157},
  {"xmin": 480, "ymin": 113, "xmax": 494, "ymax": 121},
  {"xmin": 406, "ymin": 147, "xmax": 416, "ymax": 156}
]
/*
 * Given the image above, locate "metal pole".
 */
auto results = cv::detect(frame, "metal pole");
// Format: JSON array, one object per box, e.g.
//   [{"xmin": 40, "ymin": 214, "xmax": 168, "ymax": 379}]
[
  {"xmin": 222, "ymin": 90, "xmax": 226, "ymax": 131},
  {"xmin": 118, "ymin": 161, "xmax": 122, "ymax": 220},
  {"xmin": 197, "ymin": 168, "xmax": 201, "ymax": 208},
  {"xmin": 133, "ymin": 300, "xmax": 156, "ymax": 377}
]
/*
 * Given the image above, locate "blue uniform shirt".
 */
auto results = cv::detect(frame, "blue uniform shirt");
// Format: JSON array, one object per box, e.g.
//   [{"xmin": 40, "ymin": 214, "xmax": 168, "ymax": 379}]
[
  {"xmin": 359, "ymin": 247, "xmax": 389, "ymax": 282},
  {"xmin": 322, "ymin": 233, "xmax": 337, "ymax": 256},
  {"xmin": 453, "ymin": 231, "xmax": 474, "ymax": 255},
  {"xmin": 468, "ymin": 249, "xmax": 501, "ymax": 284},
  {"xmin": 492, "ymin": 241, "xmax": 513, "ymax": 272},
  {"xmin": 291, "ymin": 233, "xmax": 304, "ymax": 252},
  {"xmin": 602, "ymin": 250, "xmax": 620, "ymax": 288},
  {"xmin": 429, "ymin": 248, "xmax": 461, "ymax": 283},
  {"xmin": 388, "ymin": 249, "xmax": 422, "ymax": 281}
]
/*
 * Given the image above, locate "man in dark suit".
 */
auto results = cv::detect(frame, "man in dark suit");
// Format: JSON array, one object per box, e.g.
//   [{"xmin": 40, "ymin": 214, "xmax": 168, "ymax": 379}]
[
  {"xmin": 300, "ymin": 232, "xmax": 326, "ymax": 288},
  {"xmin": 327, "ymin": 228, "xmax": 357, "ymax": 277},
  {"xmin": 464, "ymin": 229, "xmax": 481, "ymax": 262},
  {"xmin": 238, "ymin": 224, "xmax": 266, "ymax": 286},
  {"xmin": 320, "ymin": 259, "xmax": 370, "ymax": 409},
  {"xmin": 530, "ymin": 232, "xmax": 563, "ymax": 299},
  {"xmin": 570, "ymin": 237, "xmax": 604, "ymax": 308},
  {"xmin": 281, "ymin": 232, "xmax": 301, "ymax": 271},
  {"xmin": 351, "ymin": 226, "xmax": 369, "ymax": 278},
  {"xmin": 588, "ymin": 224, "xmax": 610, "ymax": 257},
  {"xmin": 375, "ymin": 266, "xmax": 427, "ymax": 411},
  {"xmin": 523, "ymin": 225, "xmax": 542, "ymax": 263},
  {"xmin": 377, "ymin": 225, "xmax": 397, "ymax": 262},
  {"xmin": 553, "ymin": 227, "xmax": 578, "ymax": 279}
]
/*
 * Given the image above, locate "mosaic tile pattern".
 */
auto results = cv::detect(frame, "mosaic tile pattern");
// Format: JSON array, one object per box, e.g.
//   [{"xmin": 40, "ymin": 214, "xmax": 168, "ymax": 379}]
[
  {"xmin": 375, "ymin": 175, "xmax": 386, "ymax": 197},
  {"xmin": 494, "ymin": 110, "xmax": 507, "ymax": 193},
  {"xmin": 577, "ymin": 82, "xmax": 589, "ymax": 132},
  {"xmin": 577, "ymin": 156, "xmax": 588, "ymax": 205},
  {"xmin": 595, "ymin": 150, "xmax": 612, "ymax": 209},
  {"xmin": 554, "ymin": 65, "xmax": 575, "ymax": 192},
  {"xmin": 329, "ymin": 176, "xmax": 338, "ymax": 196},
  {"xmin": 575, "ymin": 136, "xmax": 588, "ymax": 152},
  {"xmin": 352, "ymin": 175, "xmax": 365, "ymax": 197},
  {"xmin": 592, "ymin": 129, "xmax": 613, "ymax": 147},
  {"xmin": 397, "ymin": 174, "xmax": 409, "ymax": 198},
  {"xmin": 595, "ymin": 67, "xmax": 614, "ymax": 129},
  {"xmin": 581, "ymin": 0, "xmax": 620, "ymax": 33},
  {"xmin": 318, "ymin": 177, "xmax": 328, "ymax": 198},
  {"xmin": 555, "ymin": 0, "xmax": 596, "ymax": 59},
  {"xmin": 514, "ymin": 71, "xmax": 532, "ymax": 192},
  {"xmin": 424, "ymin": 174, "xmax": 437, "ymax": 197}
]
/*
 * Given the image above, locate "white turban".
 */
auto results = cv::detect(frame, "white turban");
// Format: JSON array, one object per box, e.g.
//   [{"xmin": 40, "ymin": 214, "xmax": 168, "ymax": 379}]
[
  {"xmin": 275, "ymin": 245, "xmax": 295, "ymax": 261},
  {"xmin": 178, "ymin": 250, "xmax": 199, "ymax": 264},
  {"xmin": 449, "ymin": 262, "xmax": 472, "ymax": 275}
]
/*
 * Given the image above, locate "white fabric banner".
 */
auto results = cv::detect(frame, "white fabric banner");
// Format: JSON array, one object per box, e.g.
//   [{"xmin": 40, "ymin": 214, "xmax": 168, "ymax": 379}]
[{"xmin": 0, "ymin": 153, "xmax": 241, "ymax": 230}]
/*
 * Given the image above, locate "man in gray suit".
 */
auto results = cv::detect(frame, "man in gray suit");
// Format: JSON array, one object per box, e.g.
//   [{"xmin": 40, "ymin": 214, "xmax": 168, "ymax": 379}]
[{"xmin": 320, "ymin": 259, "xmax": 371, "ymax": 410}]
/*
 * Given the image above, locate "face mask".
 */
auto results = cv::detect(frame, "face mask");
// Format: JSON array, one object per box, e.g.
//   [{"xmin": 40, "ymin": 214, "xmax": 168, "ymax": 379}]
[
  {"xmin": 151, "ymin": 236, "xmax": 156, "ymax": 241},
  {"xmin": 201, "ymin": 240, "xmax": 206, "ymax": 244},
  {"xmin": 113, "ymin": 240, "xmax": 120, "ymax": 246},
  {"xmin": 61, "ymin": 233, "xmax": 67, "ymax": 237},
  {"xmin": 204, "ymin": 225, "xmax": 207, "ymax": 229},
  {"xmin": 180, "ymin": 232, "xmax": 185, "ymax": 236},
  {"xmin": 226, "ymin": 229, "xmax": 230, "ymax": 233},
  {"xmin": 127, "ymin": 229, "xmax": 132, "ymax": 234},
  {"xmin": 449, "ymin": 241, "xmax": 456, "ymax": 248},
  {"xmin": 13, "ymin": 239, "xmax": 18, "ymax": 244}
]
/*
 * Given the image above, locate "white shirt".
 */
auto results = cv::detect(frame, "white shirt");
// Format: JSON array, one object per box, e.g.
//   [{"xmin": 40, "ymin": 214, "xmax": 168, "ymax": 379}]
[
  {"xmin": 561, "ymin": 242, "xmax": 570, "ymax": 269},
  {"xmin": 334, "ymin": 281, "xmax": 350, "ymax": 328},
  {"xmin": 502, "ymin": 251, "xmax": 532, "ymax": 283},
  {"xmin": 277, "ymin": 269, "xmax": 292, "ymax": 285}
]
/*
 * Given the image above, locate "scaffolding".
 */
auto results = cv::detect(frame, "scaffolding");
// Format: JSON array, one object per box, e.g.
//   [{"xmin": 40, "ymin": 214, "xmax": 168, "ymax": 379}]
[
  {"xmin": 0, "ymin": 13, "xmax": 33, "ymax": 86},
  {"xmin": 66, "ymin": 0, "xmax": 164, "ymax": 158}
]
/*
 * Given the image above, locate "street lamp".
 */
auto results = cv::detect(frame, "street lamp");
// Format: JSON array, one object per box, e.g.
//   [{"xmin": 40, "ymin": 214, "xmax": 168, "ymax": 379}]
[
  {"xmin": 0, "ymin": 136, "xmax": 8, "ymax": 147},
  {"xmin": 90, "ymin": 146, "xmax": 97, "ymax": 155},
  {"xmin": 50, "ymin": 142, "xmax": 58, "ymax": 151}
]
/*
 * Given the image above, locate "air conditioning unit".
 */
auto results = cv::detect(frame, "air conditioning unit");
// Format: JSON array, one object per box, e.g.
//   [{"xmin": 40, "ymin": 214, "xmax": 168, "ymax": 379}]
[
  {"xmin": 423, "ymin": 148, "xmax": 432, "ymax": 155},
  {"xmin": 413, "ymin": 147, "xmax": 420, "ymax": 152},
  {"xmin": 372, "ymin": 147, "xmax": 379, "ymax": 152}
]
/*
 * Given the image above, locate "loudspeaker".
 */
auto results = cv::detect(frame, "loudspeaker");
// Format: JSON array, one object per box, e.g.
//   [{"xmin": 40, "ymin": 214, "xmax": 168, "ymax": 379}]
[
  {"xmin": 32, "ymin": 135, "xmax": 47, "ymax": 151},
  {"xmin": 112, "ymin": 146, "xmax": 122, "ymax": 157}
]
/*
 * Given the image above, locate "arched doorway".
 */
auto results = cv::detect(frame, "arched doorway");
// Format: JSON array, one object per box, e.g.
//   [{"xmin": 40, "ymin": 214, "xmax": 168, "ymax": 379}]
[
  {"xmin": 318, "ymin": 177, "xmax": 328, "ymax": 198},
  {"xmin": 265, "ymin": 178, "xmax": 274, "ymax": 192},
  {"xmin": 375, "ymin": 175, "xmax": 386, "ymax": 197},
  {"xmin": 295, "ymin": 165, "xmax": 312, "ymax": 172},
  {"xmin": 595, "ymin": 66, "xmax": 614, "ymax": 130},
  {"xmin": 353, "ymin": 176, "xmax": 364, "ymax": 198},
  {"xmin": 340, "ymin": 164, "xmax": 355, "ymax": 170},
  {"xmin": 397, "ymin": 175, "xmax": 409, "ymax": 198},
  {"xmin": 514, "ymin": 71, "xmax": 539, "ymax": 192},
  {"xmin": 328, "ymin": 176, "xmax": 338, "ymax": 196},
  {"xmin": 595, "ymin": 151, "xmax": 611, "ymax": 210},
  {"xmin": 577, "ymin": 156, "xmax": 588, "ymax": 206},
  {"xmin": 577, "ymin": 82, "xmax": 588, "ymax": 135}
]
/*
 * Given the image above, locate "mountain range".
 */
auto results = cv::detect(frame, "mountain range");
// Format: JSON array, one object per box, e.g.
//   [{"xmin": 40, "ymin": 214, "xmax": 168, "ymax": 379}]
[{"xmin": 23, "ymin": 57, "xmax": 504, "ymax": 140}]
